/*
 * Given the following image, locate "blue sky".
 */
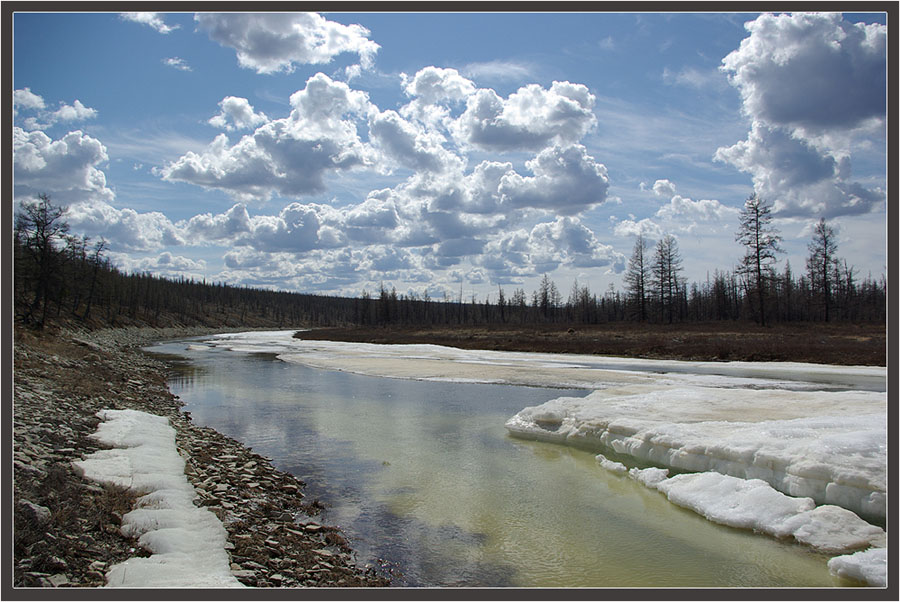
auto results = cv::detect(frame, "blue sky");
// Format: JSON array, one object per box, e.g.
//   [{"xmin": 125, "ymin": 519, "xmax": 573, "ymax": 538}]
[{"xmin": 13, "ymin": 10, "xmax": 888, "ymax": 300}]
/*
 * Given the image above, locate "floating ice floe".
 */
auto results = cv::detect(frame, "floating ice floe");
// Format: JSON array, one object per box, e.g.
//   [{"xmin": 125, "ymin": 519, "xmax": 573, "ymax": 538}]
[{"xmin": 73, "ymin": 409, "xmax": 244, "ymax": 588}]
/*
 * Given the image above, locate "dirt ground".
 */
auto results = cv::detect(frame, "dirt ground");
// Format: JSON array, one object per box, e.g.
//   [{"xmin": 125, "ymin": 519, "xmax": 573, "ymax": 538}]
[{"xmin": 295, "ymin": 321, "xmax": 886, "ymax": 367}]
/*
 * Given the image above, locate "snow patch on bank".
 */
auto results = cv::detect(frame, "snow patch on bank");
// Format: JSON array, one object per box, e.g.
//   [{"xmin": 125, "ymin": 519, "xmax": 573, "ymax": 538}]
[{"xmin": 73, "ymin": 409, "xmax": 244, "ymax": 588}]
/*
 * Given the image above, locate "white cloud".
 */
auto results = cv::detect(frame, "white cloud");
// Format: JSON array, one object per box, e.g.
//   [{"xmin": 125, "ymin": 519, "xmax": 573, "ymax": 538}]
[
  {"xmin": 134, "ymin": 252, "xmax": 206, "ymax": 274},
  {"xmin": 451, "ymin": 81, "xmax": 597, "ymax": 152},
  {"xmin": 498, "ymin": 144, "xmax": 610, "ymax": 215},
  {"xmin": 120, "ymin": 12, "xmax": 179, "ymax": 34},
  {"xmin": 14, "ymin": 91, "xmax": 98, "ymax": 130},
  {"xmin": 722, "ymin": 12, "xmax": 885, "ymax": 136},
  {"xmin": 717, "ymin": 12, "xmax": 886, "ymax": 218},
  {"xmin": 65, "ymin": 200, "xmax": 185, "ymax": 251},
  {"xmin": 530, "ymin": 216, "xmax": 625, "ymax": 270},
  {"xmin": 183, "ymin": 203, "xmax": 253, "ymax": 241},
  {"xmin": 612, "ymin": 217, "xmax": 664, "ymax": 240},
  {"xmin": 195, "ymin": 12, "xmax": 379, "ymax": 74},
  {"xmin": 402, "ymin": 66, "xmax": 476, "ymax": 105},
  {"xmin": 368, "ymin": 110, "xmax": 462, "ymax": 174},
  {"xmin": 208, "ymin": 97, "xmax": 268, "ymax": 131},
  {"xmin": 163, "ymin": 57, "xmax": 192, "ymax": 71},
  {"xmin": 715, "ymin": 121, "xmax": 883, "ymax": 217},
  {"xmin": 52, "ymin": 100, "xmax": 97, "ymax": 122},
  {"xmin": 651, "ymin": 179, "xmax": 677, "ymax": 197},
  {"xmin": 159, "ymin": 73, "xmax": 376, "ymax": 201},
  {"xmin": 655, "ymin": 194, "xmax": 738, "ymax": 223},
  {"xmin": 13, "ymin": 127, "xmax": 114, "ymax": 204},
  {"xmin": 13, "ymin": 88, "xmax": 45, "ymax": 114}
]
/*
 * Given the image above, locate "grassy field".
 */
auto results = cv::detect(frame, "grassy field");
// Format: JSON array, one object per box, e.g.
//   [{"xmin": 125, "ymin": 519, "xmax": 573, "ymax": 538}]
[{"xmin": 295, "ymin": 321, "xmax": 886, "ymax": 367}]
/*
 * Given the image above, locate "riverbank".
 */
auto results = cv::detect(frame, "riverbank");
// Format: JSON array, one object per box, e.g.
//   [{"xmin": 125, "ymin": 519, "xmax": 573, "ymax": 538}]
[
  {"xmin": 294, "ymin": 321, "xmax": 886, "ymax": 366},
  {"xmin": 12, "ymin": 325, "xmax": 389, "ymax": 589}
]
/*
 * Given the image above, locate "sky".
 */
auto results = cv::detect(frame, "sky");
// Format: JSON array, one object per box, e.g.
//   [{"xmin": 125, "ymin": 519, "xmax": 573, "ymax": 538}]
[{"xmin": 12, "ymin": 9, "xmax": 889, "ymax": 302}]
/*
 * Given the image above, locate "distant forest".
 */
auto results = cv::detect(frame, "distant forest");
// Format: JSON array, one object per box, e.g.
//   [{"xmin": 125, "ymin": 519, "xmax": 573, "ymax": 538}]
[{"xmin": 13, "ymin": 194, "xmax": 886, "ymax": 332}]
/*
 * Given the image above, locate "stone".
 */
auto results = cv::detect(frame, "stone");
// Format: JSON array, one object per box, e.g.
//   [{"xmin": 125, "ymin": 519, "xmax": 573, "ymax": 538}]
[{"xmin": 18, "ymin": 500, "xmax": 51, "ymax": 524}]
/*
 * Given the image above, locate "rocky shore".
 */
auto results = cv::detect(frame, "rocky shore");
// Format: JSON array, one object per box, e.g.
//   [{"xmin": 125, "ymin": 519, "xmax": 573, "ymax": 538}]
[{"xmin": 12, "ymin": 325, "xmax": 390, "ymax": 589}]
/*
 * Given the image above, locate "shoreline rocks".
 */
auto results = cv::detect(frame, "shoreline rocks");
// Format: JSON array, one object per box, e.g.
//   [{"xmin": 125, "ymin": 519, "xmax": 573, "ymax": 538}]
[{"xmin": 13, "ymin": 325, "xmax": 389, "ymax": 588}]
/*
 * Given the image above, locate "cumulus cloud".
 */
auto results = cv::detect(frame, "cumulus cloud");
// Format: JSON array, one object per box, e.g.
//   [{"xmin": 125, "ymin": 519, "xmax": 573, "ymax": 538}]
[
  {"xmin": 120, "ymin": 12, "xmax": 179, "ymax": 34},
  {"xmin": 481, "ymin": 217, "xmax": 624, "ymax": 279},
  {"xmin": 651, "ymin": 179, "xmax": 676, "ymax": 197},
  {"xmin": 655, "ymin": 194, "xmax": 738, "ymax": 222},
  {"xmin": 368, "ymin": 109, "xmax": 462, "ymax": 173},
  {"xmin": 13, "ymin": 88, "xmax": 45, "ymax": 114},
  {"xmin": 195, "ymin": 12, "xmax": 379, "ymax": 74},
  {"xmin": 498, "ymin": 144, "xmax": 610, "ymax": 215},
  {"xmin": 451, "ymin": 81, "xmax": 597, "ymax": 152},
  {"xmin": 132, "ymin": 252, "xmax": 206, "ymax": 274},
  {"xmin": 715, "ymin": 121, "xmax": 882, "ymax": 217},
  {"xmin": 14, "ymin": 90, "xmax": 98, "ymax": 130},
  {"xmin": 159, "ymin": 73, "xmax": 376, "ymax": 201},
  {"xmin": 722, "ymin": 12, "xmax": 885, "ymax": 135},
  {"xmin": 208, "ymin": 96, "xmax": 268, "ymax": 131},
  {"xmin": 717, "ymin": 12, "xmax": 886, "ymax": 217},
  {"xmin": 402, "ymin": 66, "xmax": 476, "ymax": 105},
  {"xmin": 65, "ymin": 200, "xmax": 184, "ymax": 251},
  {"xmin": 13, "ymin": 127, "xmax": 114, "ymax": 204},
  {"xmin": 612, "ymin": 217, "xmax": 664, "ymax": 240}
]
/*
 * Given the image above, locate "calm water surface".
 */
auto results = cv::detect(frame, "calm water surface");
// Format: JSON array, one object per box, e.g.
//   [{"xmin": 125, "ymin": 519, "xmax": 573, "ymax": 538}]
[{"xmin": 148, "ymin": 337, "xmax": 845, "ymax": 588}]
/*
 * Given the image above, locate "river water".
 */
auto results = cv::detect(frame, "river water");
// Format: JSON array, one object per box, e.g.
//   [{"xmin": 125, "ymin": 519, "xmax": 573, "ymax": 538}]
[{"xmin": 147, "ymin": 335, "xmax": 848, "ymax": 588}]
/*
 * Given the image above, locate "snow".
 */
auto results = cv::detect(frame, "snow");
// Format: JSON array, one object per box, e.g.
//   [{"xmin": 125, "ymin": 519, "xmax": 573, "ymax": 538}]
[
  {"xmin": 73, "ymin": 409, "xmax": 244, "ymax": 588},
  {"xmin": 595, "ymin": 453, "xmax": 628, "ymax": 474},
  {"xmin": 637, "ymin": 471, "xmax": 885, "ymax": 554},
  {"xmin": 505, "ymin": 386, "xmax": 886, "ymax": 521},
  {"xmin": 828, "ymin": 548, "xmax": 888, "ymax": 587}
]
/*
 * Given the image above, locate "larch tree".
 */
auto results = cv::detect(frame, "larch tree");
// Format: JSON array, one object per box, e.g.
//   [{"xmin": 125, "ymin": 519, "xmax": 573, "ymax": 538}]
[
  {"xmin": 623, "ymin": 234, "xmax": 650, "ymax": 322},
  {"xmin": 652, "ymin": 234, "xmax": 683, "ymax": 324},
  {"xmin": 806, "ymin": 217, "xmax": 839, "ymax": 322},
  {"xmin": 735, "ymin": 194, "xmax": 782, "ymax": 326}
]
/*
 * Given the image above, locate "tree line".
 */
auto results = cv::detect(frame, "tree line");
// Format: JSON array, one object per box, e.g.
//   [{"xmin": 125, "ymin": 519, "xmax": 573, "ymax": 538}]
[{"xmin": 13, "ymin": 194, "xmax": 886, "ymax": 332}]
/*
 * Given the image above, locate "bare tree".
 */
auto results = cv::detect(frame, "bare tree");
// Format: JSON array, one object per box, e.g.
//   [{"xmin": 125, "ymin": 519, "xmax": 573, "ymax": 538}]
[
  {"xmin": 806, "ymin": 218, "xmax": 839, "ymax": 322},
  {"xmin": 735, "ymin": 194, "xmax": 782, "ymax": 326},
  {"xmin": 652, "ymin": 234, "xmax": 683, "ymax": 324},
  {"xmin": 623, "ymin": 234, "xmax": 650, "ymax": 322}
]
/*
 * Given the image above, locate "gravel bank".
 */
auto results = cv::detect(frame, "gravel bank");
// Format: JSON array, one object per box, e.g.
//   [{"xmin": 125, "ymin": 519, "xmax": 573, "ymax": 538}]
[{"xmin": 12, "ymin": 325, "xmax": 389, "ymax": 589}]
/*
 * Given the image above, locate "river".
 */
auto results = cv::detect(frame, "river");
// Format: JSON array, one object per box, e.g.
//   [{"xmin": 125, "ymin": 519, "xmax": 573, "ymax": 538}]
[{"xmin": 147, "ymin": 334, "xmax": 853, "ymax": 588}]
